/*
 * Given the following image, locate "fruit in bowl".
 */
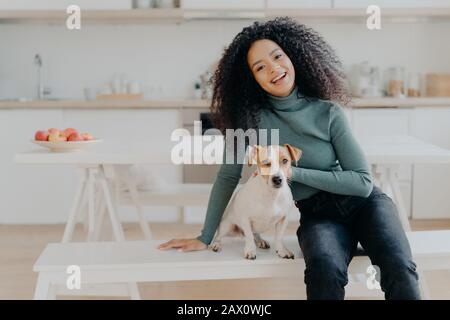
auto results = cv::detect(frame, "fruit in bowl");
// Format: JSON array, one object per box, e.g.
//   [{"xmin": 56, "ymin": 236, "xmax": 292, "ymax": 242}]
[
  {"xmin": 32, "ymin": 127, "xmax": 101, "ymax": 152},
  {"xmin": 34, "ymin": 130, "xmax": 49, "ymax": 141}
]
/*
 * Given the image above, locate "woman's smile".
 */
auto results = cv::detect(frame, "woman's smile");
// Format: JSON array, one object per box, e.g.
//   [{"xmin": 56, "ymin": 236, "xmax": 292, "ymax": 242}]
[{"xmin": 271, "ymin": 71, "xmax": 288, "ymax": 85}]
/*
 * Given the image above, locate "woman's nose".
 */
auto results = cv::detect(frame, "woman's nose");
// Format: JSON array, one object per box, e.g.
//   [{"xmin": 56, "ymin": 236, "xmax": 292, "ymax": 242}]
[{"xmin": 270, "ymin": 63, "xmax": 281, "ymax": 74}]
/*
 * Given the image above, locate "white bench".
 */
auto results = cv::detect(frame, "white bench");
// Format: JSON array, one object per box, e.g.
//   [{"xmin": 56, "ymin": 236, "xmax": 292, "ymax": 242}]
[{"xmin": 33, "ymin": 231, "xmax": 450, "ymax": 300}]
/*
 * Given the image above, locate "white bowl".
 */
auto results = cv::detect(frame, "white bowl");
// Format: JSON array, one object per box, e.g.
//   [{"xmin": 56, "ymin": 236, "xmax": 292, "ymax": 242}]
[{"xmin": 32, "ymin": 139, "xmax": 103, "ymax": 152}]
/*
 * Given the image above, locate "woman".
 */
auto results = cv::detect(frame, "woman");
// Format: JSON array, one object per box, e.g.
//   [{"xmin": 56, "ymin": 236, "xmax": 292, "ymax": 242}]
[{"xmin": 159, "ymin": 17, "xmax": 421, "ymax": 300}]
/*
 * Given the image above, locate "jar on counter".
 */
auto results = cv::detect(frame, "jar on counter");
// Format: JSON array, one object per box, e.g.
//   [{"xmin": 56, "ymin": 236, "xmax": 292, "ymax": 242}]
[
  {"xmin": 407, "ymin": 72, "xmax": 421, "ymax": 97},
  {"xmin": 386, "ymin": 66, "xmax": 406, "ymax": 98}
]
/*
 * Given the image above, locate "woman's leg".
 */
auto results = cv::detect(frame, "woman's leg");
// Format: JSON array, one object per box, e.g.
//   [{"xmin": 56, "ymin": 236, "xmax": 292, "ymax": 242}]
[
  {"xmin": 354, "ymin": 186, "xmax": 421, "ymax": 300},
  {"xmin": 297, "ymin": 218, "xmax": 358, "ymax": 300}
]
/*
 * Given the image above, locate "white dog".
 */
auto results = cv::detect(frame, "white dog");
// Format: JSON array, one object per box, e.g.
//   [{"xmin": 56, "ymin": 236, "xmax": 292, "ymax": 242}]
[{"xmin": 210, "ymin": 144, "xmax": 302, "ymax": 260}]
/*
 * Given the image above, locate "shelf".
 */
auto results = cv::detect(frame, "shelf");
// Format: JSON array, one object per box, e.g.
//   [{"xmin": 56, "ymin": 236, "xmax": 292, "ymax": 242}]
[
  {"xmin": 1, "ymin": 97, "xmax": 450, "ymax": 109},
  {"xmin": 350, "ymin": 97, "xmax": 450, "ymax": 108},
  {"xmin": 0, "ymin": 9, "xmax": 184, "ymax": 24},
  {"xmin": 2, "ymin": 7, "xmax": 450, "ymax": 24},
  {"xmin": 0, "ymin": 99, "xmax": 210, "ymax": 109}
]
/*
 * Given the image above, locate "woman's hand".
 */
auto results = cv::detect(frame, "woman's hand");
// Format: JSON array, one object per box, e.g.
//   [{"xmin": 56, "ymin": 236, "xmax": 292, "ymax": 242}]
[{"xmin": 157, "ymin": 238, "xmax": 208, "ymax": 252}]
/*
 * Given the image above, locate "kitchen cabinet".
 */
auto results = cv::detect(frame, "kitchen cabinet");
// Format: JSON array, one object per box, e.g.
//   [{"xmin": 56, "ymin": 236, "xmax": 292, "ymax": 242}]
[
  {"xmin": 350, "ymin": 107, "xmax": 414, "ymax": 217},
  {"xmin": 267, "ymin": 0, "xmax": 332, "ymax": 9},
  {"xmin": 350, "ymin": 108, "xmax": 413, "ymax": 180},
  {"xmin": 411, "ymin": 107, "xmax": 450, "ymax": 219},
  {"xmin": 334, "ymin": 0, "xmax": 450, "ymax": 8}
]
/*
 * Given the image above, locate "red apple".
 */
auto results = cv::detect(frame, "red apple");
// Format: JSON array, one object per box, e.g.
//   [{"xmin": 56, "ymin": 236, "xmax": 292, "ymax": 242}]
[
  {"xmin": 67, "ymin": 132, "xmax": 83, "ymax": 142},
  {"xmin": 62, "ymin": 128, "xmax": 78, "ymax": 138},
  {"xmin": 35, "ymin": 130, "xmax": 49, "ymax": 141},
  {"xmin": 81, "ymin": 133, "xmax": 94, "ymax": 141}
]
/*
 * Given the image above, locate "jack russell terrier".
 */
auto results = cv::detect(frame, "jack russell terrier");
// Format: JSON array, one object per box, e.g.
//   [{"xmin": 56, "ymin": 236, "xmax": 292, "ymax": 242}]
[{"xmin": 210, "ymin": 144, "xmax": 302, "ymax": 260}]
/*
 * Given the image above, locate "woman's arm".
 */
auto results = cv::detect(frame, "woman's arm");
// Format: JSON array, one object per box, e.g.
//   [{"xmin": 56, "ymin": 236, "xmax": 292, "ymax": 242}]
[{"xmin": 291, "ymin": 104, "xmax": 373, "ymax": 197}]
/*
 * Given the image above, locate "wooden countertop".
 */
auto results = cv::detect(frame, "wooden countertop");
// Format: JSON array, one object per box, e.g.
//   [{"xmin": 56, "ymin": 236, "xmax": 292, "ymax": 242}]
[{"xmin": 1, "ymin": 97, "xmax": 450, "ymax": 109}]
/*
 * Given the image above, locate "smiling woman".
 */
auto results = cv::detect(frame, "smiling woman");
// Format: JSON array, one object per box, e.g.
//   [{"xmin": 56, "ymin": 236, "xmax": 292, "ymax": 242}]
[
  {"xmin": 159, "ymin": 17, "xmax": 421, "ymax": 301},
  {"xmin": 209, "ymin": 17, "xmax": 350, "ymax": 133}
]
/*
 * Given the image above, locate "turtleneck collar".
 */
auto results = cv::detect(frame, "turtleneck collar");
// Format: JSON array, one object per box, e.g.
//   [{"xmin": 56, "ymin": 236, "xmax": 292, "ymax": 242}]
[{"xmin": 266, "ymin": 86, "xmax": 306, "ymax": 111}]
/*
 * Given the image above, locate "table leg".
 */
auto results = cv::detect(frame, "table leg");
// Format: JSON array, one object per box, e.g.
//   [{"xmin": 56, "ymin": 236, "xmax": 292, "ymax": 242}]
[
  {"xmin": 386, "ymin": 166, "xmax": 411, "ymax": 232},
  {"xmin": 120, "ymin": 166, "xmax": 152, "ymax": 240},
  {"xmin": 62, "ymin": 168, "xmax": 88, "ymax": 243},
  {"xmin": 98, "ymin": 166, "xmax": 126, "ymax": 241},
  {"xmin": 372, "ymin": 164, "xmax": 411, "ymax": 232},
  {"xmin": 93, "ymin": 186, "xmax": 106, "ymax": 241},
  {"xmin": 86, "ymin": 168, "xmax": 97, "ymax": 241}
]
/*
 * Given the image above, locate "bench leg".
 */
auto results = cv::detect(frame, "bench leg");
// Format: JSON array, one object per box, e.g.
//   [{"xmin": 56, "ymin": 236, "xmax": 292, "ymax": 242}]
[
  {"xmin": 127, "ymin": 283, "xmax": 141, "ymax": 300},
  {"xmin": 34, "ymin": 273, "xmax": 53, "ymax": 300}
]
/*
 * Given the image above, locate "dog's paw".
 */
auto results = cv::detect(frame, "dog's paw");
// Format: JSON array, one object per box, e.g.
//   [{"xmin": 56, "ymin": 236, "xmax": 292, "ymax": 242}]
[
  {"xmin": 210, "ymin": 242, "xmax": 222, "ymax": 252},
  {"xmin": 276, "ymin": 248, "xmax": 294, "ymax": 259},
  {"xmin": 244, "ymin": 249, "xmax": 257, "ymax": 260},
  {"xmin": 255, "ymin": 238, "xmax": 270, "ymax": 249}
]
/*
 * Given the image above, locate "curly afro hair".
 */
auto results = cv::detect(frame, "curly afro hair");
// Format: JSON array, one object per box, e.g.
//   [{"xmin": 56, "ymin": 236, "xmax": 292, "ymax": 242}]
[{"xmin": 210, "ymin": 17, "xmax": 350, "ymax": 134}]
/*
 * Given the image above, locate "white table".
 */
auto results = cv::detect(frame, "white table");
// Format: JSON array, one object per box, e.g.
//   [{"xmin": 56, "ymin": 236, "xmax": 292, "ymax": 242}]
[
  {"xmin": 358, "ymin": 135, "xmax": 450, "ymax": 231},
  {"xmin": 14, "ymin": 135, "xmax": 450, "ymax": 240}
]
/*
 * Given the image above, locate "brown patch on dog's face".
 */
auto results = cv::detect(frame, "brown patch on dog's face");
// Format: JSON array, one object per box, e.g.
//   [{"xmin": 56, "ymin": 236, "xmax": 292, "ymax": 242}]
[{"xmin": 247, "ymin": 144, "xmax": 302, "ymax": 187}]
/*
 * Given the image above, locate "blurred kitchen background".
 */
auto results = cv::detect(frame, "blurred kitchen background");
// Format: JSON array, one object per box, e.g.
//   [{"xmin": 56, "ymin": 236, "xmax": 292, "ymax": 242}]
[{"xmin": 2, "ymin": 0, "xmax": 450, "ymax": 226}]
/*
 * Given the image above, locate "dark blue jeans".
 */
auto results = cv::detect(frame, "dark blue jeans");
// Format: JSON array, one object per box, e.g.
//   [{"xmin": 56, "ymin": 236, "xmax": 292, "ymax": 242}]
[{"xmin": 295, "ymin": 185, "xmax": 421, "ymax": 300}]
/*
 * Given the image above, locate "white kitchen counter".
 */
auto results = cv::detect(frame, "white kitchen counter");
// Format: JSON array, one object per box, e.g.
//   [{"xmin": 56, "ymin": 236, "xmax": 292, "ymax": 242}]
[{"xmin": 1, "ymin": 97, "xmax": 450, "ymax": 109}]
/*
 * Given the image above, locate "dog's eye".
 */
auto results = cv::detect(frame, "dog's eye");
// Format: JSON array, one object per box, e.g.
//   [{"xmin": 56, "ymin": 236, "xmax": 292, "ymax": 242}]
[{"xmin": 282, "ymin": 159, "xmax": 288, "ymax": 164}]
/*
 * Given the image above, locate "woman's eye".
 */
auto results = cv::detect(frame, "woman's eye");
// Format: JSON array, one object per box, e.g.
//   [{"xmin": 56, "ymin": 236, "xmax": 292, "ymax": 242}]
[
  {"xmin": 256, "ymin": 65, "xmax": 264, "ymax": 72},
  {"xmin": 282, "ymin": 159, "xmax": 288, "ymax": 164},
  {"xmin": 275, "ymin": 54, "xmax": 283, "ymax": 60}
]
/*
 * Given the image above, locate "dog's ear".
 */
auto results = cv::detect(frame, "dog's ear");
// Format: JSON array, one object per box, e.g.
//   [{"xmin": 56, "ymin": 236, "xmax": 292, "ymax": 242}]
[
  {"xmin": 284, "ymin": 144, "xmax": 302, "ymax": 166},
  {"xmin": 246, "ymin": 145, "xmax": 260, "ymax": 167}
]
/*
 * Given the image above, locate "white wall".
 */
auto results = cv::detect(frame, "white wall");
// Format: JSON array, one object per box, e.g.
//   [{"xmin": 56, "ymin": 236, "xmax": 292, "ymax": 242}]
[{"xmin": 1, "ymin": 20, "xmax": 450, "ymax": 100}]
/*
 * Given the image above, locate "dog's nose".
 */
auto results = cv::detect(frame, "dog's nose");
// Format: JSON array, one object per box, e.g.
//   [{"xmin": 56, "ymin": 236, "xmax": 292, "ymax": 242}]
[{"xmin": 272, "ymin": 175, "xmax": 282, "ymax": 186}]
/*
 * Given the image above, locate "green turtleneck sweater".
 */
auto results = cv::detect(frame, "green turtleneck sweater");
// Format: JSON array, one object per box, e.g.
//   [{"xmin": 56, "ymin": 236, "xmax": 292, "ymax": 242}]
[{"xmin": 197, "ymin": 87, "xmax": 373, "ymax": 245}]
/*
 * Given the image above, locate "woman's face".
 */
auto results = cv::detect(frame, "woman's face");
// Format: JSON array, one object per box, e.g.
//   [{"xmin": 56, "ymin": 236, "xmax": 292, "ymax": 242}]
[{"xmin": 247, "ymin": 39, "xmax": 296, "ymax": 97}]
